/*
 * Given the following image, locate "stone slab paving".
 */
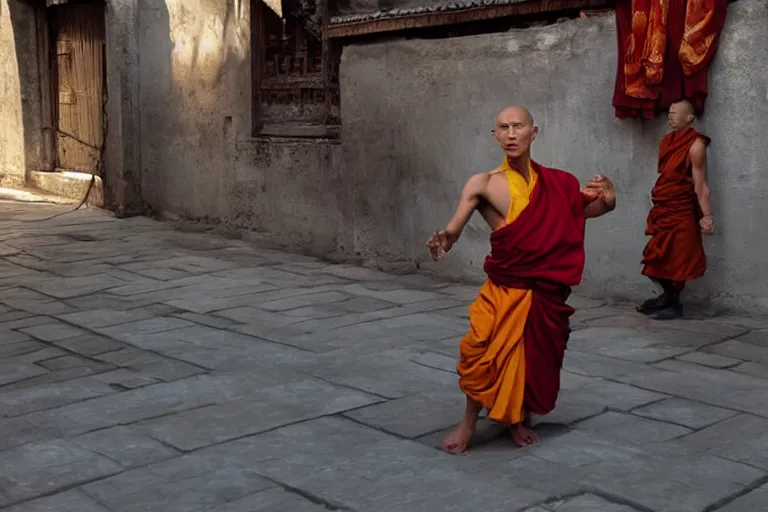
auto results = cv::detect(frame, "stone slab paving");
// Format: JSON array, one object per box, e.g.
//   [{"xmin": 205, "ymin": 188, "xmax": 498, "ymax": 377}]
[{"xmin": 0, "ymin": 201, "xmax": 766, "ymax": 512}]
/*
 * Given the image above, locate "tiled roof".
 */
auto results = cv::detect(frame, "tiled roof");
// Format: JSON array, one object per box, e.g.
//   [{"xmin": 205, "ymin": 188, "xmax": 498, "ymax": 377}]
[{"xmin": 330, "ymin": 0, "xmax": 529, "ymax": 25}]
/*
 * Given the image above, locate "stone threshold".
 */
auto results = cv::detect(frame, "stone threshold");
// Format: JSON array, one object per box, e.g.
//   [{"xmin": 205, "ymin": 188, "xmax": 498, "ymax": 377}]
[{"xmin": 27, "ymin": 170, "xmax": 104, "ymax": 207}]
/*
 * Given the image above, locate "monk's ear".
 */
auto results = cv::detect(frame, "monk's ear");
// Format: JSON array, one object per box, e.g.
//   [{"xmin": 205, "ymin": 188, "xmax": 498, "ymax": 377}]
[{"xmin": 532, "ymin": 126, "xmax": 539, "ymax": 138}]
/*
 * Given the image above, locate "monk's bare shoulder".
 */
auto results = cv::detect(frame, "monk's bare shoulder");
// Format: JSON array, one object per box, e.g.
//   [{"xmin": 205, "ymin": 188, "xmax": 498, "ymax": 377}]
[
  {"xmin": 690, "ymin": 138, "xmax": 708, "ymax": 155},
  {"xmin": 694, "ymin": 133, "xmax": 711, "ymax": 148},
  {"xmin": 466, "ymin": 170, "xmax": 512, "ymax": 199},
  {"xmin": 690, "ymin": 138, "xmax": 708, "ymax": 168},
  {"xmin": 463, "ymin": 172, "xmax": 492, "ymax": 196}
]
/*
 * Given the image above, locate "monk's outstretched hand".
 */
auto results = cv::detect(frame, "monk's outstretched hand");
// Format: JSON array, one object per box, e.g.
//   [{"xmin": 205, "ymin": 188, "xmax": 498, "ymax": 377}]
[
  {"xmin": 426, "ymin": 230, "xmax": 457, "ymax": 261},
  {"xmin": 583, "ymin": 174, "xmax": 617, "ymax": 211}
]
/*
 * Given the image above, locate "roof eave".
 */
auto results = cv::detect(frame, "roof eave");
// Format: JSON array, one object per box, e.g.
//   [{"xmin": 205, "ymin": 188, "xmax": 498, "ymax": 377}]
[{"xmin": 329, "ymin": 0, "xmax": 613, "ymax": 38}]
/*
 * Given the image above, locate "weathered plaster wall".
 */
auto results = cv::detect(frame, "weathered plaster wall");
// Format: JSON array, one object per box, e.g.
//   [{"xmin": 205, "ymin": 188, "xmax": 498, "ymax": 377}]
[
  {"xmin": 137, "ymin": 0, "xmax": 342, "ymax": 252},
  {"xmin": 138, "ymin": 0, "xmax": 243, "ymax": 218},
  {"xmin": 0, "ymin": 0, "xmax": 44, "ymax": 186},
  {"xmin": 103, "ymin": 0, "xmax": 143, "ymax": 213},
  {"xmin": 134, "ymin": 0, "xmax": 766, "ymax": 311},
  {"xmin": 340, "ymin": 0, "xmax": 768, "ymax": 311},
  {"xmin": 229, "ymin": 138, "xmax": 343, "ymax": 254}
]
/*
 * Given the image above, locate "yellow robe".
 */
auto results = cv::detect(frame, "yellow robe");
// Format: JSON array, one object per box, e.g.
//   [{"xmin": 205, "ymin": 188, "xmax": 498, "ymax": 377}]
[{"xmin": 457, "ymin": 161, "xmax": 538, "ymax": 425}]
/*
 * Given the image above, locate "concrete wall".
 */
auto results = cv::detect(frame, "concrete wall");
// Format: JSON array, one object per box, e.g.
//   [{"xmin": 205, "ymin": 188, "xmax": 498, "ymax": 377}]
[
  {"xmin": 228, "ymin": 138, "xmax": 343, "ymax": 254},
  {"xmin": 340, "ymin": 0, "xmax": 768, "ymax": 311},
  {"xmin": 0, "ymin": 0, "xmax": 46, "ymax": 187}
]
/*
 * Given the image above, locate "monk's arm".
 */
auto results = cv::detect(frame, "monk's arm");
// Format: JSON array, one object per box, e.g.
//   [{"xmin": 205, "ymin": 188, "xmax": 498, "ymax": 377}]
[
  {"xmin": 691, "ymin": 139, "xmax": 712, "ymax": 217},
  {"xmin": 443, "ymin": 173, "xmax": 488, "ymax": 240}
]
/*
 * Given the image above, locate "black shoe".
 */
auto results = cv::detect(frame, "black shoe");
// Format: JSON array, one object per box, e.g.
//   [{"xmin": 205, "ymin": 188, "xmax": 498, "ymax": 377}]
[
  {"xmin": 636, "ymin": 295, "xmax": 668, "ymax": 315},
  {"xmin": 651, "ymin": 303, "xmax": 683, "ymax": 320}
]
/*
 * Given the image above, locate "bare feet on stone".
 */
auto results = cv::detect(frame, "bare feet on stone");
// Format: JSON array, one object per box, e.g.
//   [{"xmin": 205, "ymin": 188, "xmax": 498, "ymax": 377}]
[
  {"xmin": 511, "ymin": 422, "xmax": 540, "ymax": 447},
  {"xmin": 443, "ymin": 397, "xmax": 482, "ymax": 455},
  {"xmin": 442, "ymin": 420, "xmax": 475, "ymax": 455}
]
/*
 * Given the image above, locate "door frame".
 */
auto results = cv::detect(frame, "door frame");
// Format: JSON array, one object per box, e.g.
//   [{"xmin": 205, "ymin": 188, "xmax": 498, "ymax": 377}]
[
  {"xmin": 46, "ymin": 0, "xmax": 107, "ymax": 175},
  {"xmin": 29, "ymin": 0, "xmax": 144, "ymax": 212}
]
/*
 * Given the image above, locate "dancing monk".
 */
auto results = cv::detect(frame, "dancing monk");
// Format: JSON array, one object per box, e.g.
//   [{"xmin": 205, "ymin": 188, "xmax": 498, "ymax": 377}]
[
  {"xmin": 638, "ymin": 100, "xmax": 713, "ymax": 320},
  {"xmin": 427, "ymin": 106, "xmax": 616, "ymax": 454}
]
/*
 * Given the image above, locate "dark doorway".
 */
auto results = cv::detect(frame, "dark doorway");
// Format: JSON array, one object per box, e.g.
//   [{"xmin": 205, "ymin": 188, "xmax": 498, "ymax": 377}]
[{"xmin": 50, "ymin": 1, "xmax": 105, "ymax": 174}]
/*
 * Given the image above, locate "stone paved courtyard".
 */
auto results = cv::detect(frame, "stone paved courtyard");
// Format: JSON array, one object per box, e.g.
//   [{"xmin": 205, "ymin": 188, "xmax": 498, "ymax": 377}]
[{"xmin": 0, "ymin": 200, "xmax": 767, "ymax": 512}]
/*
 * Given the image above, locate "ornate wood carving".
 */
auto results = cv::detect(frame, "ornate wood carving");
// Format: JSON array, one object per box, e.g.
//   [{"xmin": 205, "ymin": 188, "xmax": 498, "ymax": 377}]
[{"xmin": 253, "ymin": 0, "xmax": 339, "ymax": 136}]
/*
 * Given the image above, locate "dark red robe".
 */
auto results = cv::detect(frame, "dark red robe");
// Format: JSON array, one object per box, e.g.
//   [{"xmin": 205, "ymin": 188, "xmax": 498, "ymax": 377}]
[
  {"xmin": 642, "ymin": 127, "xmax": 709, "ymax": 282},
  {"xmin": 613, "ymin": 0, "xmax": 728, "ymax": 119}
]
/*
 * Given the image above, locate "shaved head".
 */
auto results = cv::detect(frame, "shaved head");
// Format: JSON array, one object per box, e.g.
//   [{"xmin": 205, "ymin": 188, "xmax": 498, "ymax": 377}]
[
  {"xmin": 496, "ymin": 105, "xmax": 534, "ymax": 127},
  {"xmin": 672, "ymin": 99, "xmax": 695, "ymax": 115},
  {"xmin": 668, "ymin": 99, "xmax": 695, "ymax": 131}
]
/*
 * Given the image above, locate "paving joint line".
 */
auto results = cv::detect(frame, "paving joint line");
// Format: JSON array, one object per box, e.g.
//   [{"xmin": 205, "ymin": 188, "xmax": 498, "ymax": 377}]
[{"xmin": 703, "ymin": 474, "xmax": 768, "ymax": 512}]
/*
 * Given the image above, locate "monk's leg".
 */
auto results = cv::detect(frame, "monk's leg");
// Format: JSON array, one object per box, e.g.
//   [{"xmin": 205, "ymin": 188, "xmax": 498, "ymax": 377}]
[
  {"xmin": 453, "ymin": 283, "xmax": 531, "ymax": 453},
  {"xmin": 442, "ymin": 396, "xmax": 482, "ymax": 454},
  {"xmin": 651, "ymin": 279, "xmax": 685, "ymax": 320},
  {"xmin": 510, "ymin": 410, "xmax": 540, "ymax": 447}
]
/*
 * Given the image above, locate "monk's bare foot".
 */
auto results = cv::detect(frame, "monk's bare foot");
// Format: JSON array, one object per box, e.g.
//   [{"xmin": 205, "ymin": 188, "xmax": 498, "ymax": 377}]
[
  {"xmin": 511, "ymin": 422, "xmax": 540, "ymax": 447},
  {"xmin": 442, "ymin": 420, "xmax": 475, "ymax": 454},
  {"xmin": 442, "ymin": 397, "xmax": 482, "ymax": 455}
]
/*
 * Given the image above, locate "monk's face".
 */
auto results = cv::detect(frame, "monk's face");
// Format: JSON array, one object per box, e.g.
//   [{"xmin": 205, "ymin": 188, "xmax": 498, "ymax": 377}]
[
  {"xmin": 493, "ymin": 108, "xmax": 538, "ymax": 159},
  {"xmin": 668, "ymin": 102, "xmax": 695, "ymax": 130}
]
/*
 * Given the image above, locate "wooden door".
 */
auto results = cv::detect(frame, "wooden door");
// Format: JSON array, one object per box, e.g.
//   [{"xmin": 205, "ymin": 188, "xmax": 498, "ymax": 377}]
[{"xmin": 52, "ymin": 2, "xmax": 105, "ymax": 174}]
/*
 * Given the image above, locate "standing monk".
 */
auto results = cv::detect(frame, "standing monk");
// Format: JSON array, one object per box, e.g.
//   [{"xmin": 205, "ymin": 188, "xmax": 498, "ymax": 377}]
[
  {"xmin": 427, "ymin": 106, "xmax": 616, "ymax": 454},
  {"xmin": 638, "ymin": 100, "xmax": 713, "ymax": 320}
]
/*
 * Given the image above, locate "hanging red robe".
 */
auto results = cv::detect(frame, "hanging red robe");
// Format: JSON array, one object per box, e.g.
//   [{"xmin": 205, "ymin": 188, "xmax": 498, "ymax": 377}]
[{"xmin": 613, "ymin": 0, "xmax": 727, "ymax": 119}]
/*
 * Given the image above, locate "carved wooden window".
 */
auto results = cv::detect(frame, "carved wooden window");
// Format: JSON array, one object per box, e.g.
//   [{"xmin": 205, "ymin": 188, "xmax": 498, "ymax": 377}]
[{"xmin": 252, "ymin": 0, "xmax": 340, "ymax": 138}]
